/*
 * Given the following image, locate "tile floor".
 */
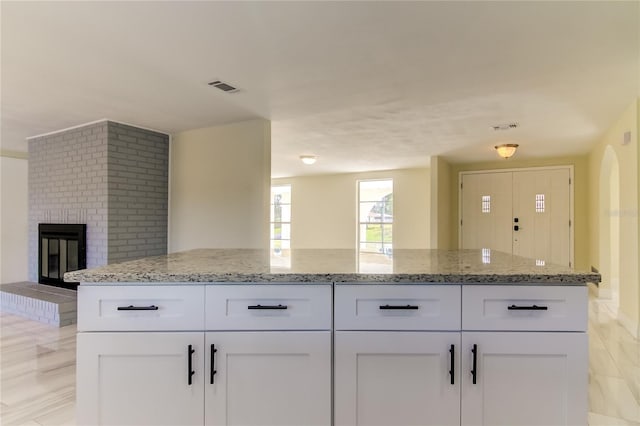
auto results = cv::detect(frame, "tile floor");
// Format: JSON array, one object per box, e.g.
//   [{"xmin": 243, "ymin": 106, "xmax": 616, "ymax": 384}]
[{"xmin": 0, "ymin": 283, "xmax": 638, "ymax": 425}]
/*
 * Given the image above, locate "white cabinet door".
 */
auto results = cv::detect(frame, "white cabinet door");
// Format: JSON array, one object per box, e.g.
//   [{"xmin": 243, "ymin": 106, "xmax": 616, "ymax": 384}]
[
  {"xmin": 205, "ymin": 331, "xmax": 331, "ymax": 426},
  {"xmin": 335, "ymin": 331, "xmax": 461, "ymax": 426},
  {"xmin": 77, "ymin": 332, "xmax": 204, "ymax": 426},
  {"xmin": 461, "ymin": 332, "xmax": 587, "ymax": 426}
]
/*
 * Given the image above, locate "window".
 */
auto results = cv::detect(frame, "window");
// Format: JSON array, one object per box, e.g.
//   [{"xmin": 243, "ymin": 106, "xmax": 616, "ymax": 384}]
[
  {"xmin": 535, "ymin": 194, "xmax": 545, "ymax": 213},
  {"xmin": 270, "ymin": 185, "xmax": 291, "ymax": 252},
  {"xmin": 482, "ymin": 248, "xmax": 491, "ymax": 264},
  {"xmin": 358, "ymin": 179, "xmax": 393, "ymax": 254},
  {"xmin": 481, "ymin": 195, "xmax": 491, "ymax": 213}
]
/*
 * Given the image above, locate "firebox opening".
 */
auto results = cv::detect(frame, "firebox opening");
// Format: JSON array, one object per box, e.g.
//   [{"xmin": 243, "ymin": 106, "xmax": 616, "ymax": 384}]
[{"xmin": 38, "ymin": 224, "xmax": 86, "ymax": 290}]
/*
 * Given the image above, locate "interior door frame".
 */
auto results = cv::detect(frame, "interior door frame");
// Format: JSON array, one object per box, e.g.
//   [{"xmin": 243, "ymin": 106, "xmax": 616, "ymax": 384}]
[{"xmin": 458, "ymin": 165, "xmax": 574, "ymax": 267}]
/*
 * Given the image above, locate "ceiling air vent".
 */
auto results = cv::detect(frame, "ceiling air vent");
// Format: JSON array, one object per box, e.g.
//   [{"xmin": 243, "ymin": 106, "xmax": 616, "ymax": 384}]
[
  {"xmin": 492, "ymin": 123, "xmax": 519, "ymax": 131},
  {"xmin": 208, "ymin": 80, "xmax": 239, "ymax": 93}
]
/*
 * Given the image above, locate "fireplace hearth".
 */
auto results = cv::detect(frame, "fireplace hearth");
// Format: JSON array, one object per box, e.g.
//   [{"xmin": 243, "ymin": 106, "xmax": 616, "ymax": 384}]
[{"xmin": 38, "ymin": 224, "xmax": 86, "ymax": 290}]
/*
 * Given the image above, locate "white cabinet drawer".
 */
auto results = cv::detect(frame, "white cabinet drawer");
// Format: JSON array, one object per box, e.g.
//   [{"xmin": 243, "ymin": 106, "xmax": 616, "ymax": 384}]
[
  {"xmin": 462, "ymin": 285, "xmax": 587, "ymax": 331},
  {"xmin": 78, "ymin": 285, "xmax": 205, "ymax": 331},
  {"xmin": 335, "ymin": 285, "xmax": 461, "ymax": 331},
  {"xmin": 205, "ymin": 285, "xmax": 332, "ymax": 330}
]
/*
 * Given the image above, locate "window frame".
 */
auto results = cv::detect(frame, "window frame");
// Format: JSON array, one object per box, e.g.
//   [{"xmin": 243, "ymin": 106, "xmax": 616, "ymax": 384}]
[
  {"xmin": 270, "ymin": 184, "xmax": 291, "ymax": 251},
  {"xmin": 357, "ymin": 178, "xmax": 393, "ymax": 255}
]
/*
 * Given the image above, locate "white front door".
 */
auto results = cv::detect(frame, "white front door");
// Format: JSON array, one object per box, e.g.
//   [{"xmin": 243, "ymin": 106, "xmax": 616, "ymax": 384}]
[
  {"xmin": 460, "ymin": 168, "xmax": 572, "ymax": 267},
  {"xmin": 512, "ymin": 168, "xmax": 571, "ymax": 267},
  {"xmin": 461, "ymin": 172, "xmax": 513, "ymax": 254}
]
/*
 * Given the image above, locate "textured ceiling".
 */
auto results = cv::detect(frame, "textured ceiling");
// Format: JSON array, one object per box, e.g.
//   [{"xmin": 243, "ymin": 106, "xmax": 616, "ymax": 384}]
[{"xmin": 2, "ymin": 1, "xmax": 638, "ymax": 177}]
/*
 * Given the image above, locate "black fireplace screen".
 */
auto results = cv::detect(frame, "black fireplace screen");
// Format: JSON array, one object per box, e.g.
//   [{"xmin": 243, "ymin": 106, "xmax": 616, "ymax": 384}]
[{"xmin": 38, "ymin": 224, "xmax": 86, "ymax": 289}]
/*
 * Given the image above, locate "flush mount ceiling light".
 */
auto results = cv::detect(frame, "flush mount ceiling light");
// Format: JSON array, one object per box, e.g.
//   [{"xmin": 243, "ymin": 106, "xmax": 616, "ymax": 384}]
[
  {"xmin": 495, "ymin": 144, "xmax": 519, "ymax": 159},
  {"xmin": 300, "ymin": 155, "xmax": 317, "ymax": 165}
]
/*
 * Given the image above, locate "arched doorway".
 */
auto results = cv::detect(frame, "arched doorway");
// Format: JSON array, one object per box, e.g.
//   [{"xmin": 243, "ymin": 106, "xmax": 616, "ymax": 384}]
[{"xmin": 599, "ymin": 146, "xmax": 620, "ymax": 308}]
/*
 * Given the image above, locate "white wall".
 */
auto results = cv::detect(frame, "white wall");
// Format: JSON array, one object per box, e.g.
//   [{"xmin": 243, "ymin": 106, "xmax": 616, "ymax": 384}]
[
  {"xmin": 169, "ymin": 119, "xmax": 271, "ymax": 252},
  {"xmin": 272, "ymin": 168, "xmax": 430, "ymax": 249},
  {"xmin": 430, "ymin": 156, "xmax": 452, "ymax": 249},
  {"xmin": 1, "ymin": 154, "xmax": 29, "ymax": 282}
]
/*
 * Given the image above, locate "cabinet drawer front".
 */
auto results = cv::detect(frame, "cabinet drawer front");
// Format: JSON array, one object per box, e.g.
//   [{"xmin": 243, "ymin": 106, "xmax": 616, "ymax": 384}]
[
  {"xmin": 205, "ymin": 285, "xmax": 332, "ymax": 330},
  {"xmin": 78, "ymin": 285, "xmax": 205, "ymax": 331},
  {"xmin": 462, "ymin": 285, "xmax": 587, "ymax": 331},
  {"xmin": 335, "ymin": 285, "xmax": 461, "ymax": 331}
]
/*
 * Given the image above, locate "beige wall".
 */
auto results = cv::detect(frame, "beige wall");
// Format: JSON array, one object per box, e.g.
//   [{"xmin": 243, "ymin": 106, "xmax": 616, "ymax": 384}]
[
  {"xmin": 588, "ymin": 98, "xmax": 639, "ymax": 337},
  {"xmin": 430, "ymin": 156, "xmax": 452, "ymax": 249},
  {"xmin": 169, "ymin": 119, "xmax": 271, "ymax": 252},
  {"xmin": 447, "ymin": 155, "xmax": 590, "ymax": 271},
  {"xmin": 272, "ymin": 168, "xmax": 430, "ymax": 249},
  {"xmin": 0, "ymin": 153, "xmax": 29, "ymax": 283}
]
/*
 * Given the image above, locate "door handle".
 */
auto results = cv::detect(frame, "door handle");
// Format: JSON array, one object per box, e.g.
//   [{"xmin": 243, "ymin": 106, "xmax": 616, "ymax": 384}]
[
  {"xmin": 508, "ymin": 304, "xmax": 548, "ymax": 311},
  {"xmin": 187, "ymin": 345, "xmax": 195, "ymax": 385},
  {"xmin": 247, "ymin": 304, "xmax": 288, "ymax": 310},
  {"xmin": 471, "ymin": 344, "xmax": 477, "ymax": 385},
  {"xmin": 449, "ymin": 344, "xmax": 455, "ymax": 385},
  {"xmin": 379, "ymin": 304, "xmax": 419, "ymax": 310},
  {"xmin": 210, "ymin": 344, "xmax": 217, "ymax": 384},
  {"xmin": 117, "ymin": 305, "xmax": 159, "ymax": 311}
]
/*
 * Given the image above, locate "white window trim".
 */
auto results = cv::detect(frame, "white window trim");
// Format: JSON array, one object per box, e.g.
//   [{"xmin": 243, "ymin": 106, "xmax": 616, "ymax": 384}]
[
  {"xmin": 270, "ymin": 184, "xmax": 291, "ymax": 249},
  {"xmin": 357, "ymin": 178, "xmax": 394, "ymax": 253}
]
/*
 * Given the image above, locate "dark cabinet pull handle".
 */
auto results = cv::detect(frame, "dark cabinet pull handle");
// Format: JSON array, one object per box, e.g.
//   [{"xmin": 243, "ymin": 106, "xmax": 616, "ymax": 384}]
[
  {"xmin": 210, "ymin": 344, "xmax": 217, "ymax": 384},
  {"xmin": 449, "ymin": 344, "xmax": 455, "ymax": 385},
  {"xmin": 117, "ymin": 305, "xmax": 159, "ymax": 311},
  {"xmin": 379, "ymin": 304, "xmax": 419, "ymax": 310},
  {"xmin": 188, "ymin": 345, "xmax": 195, "ymax": 385},
  {"xmin": 247, "ymin": 304, "xmax": 288, "ymax": 310},
  {"xmin": 508, "ymin": 304, "xmax": 548, "ymax": 311},
  {"xmin": 471, "ymin": 344, "xmax": 477, "ymax": 385}
]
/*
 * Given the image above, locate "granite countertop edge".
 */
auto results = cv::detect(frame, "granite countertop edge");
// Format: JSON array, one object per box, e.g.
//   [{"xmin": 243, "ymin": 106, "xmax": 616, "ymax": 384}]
[
  {"xmin": 65, "ymin": 272, "xmax": 599, "ymax": 285},
  {"xmin": 63, "ymin": 249, "xmax": 601, "ymax": 286}
]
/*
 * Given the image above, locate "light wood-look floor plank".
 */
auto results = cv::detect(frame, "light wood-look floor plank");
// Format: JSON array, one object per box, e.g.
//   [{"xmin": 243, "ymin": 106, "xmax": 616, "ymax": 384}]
[{"xmin": 1, "ymin": 313, "xmax": 76, "ymax": 425}]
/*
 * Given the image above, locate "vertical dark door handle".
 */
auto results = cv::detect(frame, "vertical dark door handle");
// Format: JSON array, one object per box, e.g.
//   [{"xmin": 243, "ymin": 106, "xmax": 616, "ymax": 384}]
[
  {"xmin": 210, "ymin": 344, "xmax": 218, "ymax": 384},
  {"xmin": 188, "ymin": 345, "xmax": 195, "ymax": 385},
  {"xmin": 449, "ymin": 344, "xmax": 455, "ymax": 385},
  {"xmin": 471, "ymin": 344, "xmax": 477, "ymax": 385}
]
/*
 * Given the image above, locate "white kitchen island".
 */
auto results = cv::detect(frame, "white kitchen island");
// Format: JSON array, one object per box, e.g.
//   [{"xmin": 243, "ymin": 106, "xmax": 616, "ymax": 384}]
[{"xmin": 65, "ymin": 249, "xmax": 600, "ymax": 426}]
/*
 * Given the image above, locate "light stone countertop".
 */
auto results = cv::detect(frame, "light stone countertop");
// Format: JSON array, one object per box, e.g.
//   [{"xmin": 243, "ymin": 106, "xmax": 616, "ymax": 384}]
[{"xmin": 64, "ymin": 249, "xmax": 600, "ymax": 285}]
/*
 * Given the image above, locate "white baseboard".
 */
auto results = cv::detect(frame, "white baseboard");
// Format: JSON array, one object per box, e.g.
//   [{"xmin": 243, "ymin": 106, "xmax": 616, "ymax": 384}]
[{"xmin": 617, "ymin": 311, "xmax": 640, "ymax": 339}]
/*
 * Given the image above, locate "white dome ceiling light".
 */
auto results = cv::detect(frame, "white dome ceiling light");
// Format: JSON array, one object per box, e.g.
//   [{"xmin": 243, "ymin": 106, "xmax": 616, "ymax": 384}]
[{"xmin": 300, "ymin": 155, "xmax": 317, "ymax": 165}]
